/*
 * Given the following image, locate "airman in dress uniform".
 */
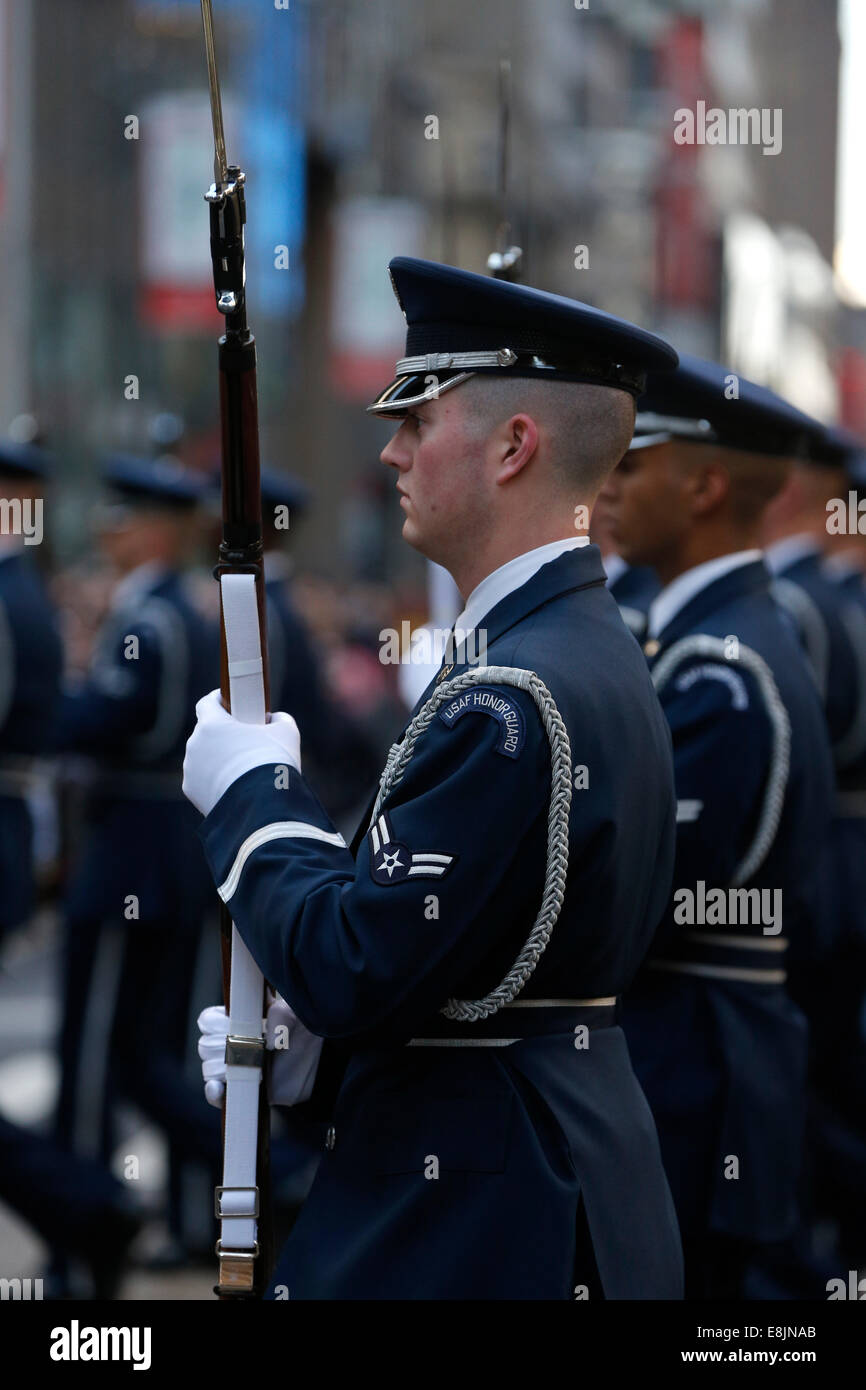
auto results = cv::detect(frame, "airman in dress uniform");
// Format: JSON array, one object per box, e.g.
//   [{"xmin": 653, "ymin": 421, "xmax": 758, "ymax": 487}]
[
  {"xmin": 599, "ymin": 356, "xmax": 836, "ymax": 1299},
  {"xmin": 0, "ymin": 442, "xmax": 142, "ymax": 1295},
  {"xmin": 798, "ymin": 427, "xmax": 866, "ymax": 1275},
  {"xmin": 762, "ymin": 445, "xmax": 862, "ymax": 759},
  {"xmin": 0, "ymin": 441, "xmax": 62, "ymax": 943},
  {"xmin": 185, "ymin": 257, "xmax": 684, "ymax": 1300},
  {"xmin": 53, "ymin": 457, "xmax": 221, "ymax": 1226}
]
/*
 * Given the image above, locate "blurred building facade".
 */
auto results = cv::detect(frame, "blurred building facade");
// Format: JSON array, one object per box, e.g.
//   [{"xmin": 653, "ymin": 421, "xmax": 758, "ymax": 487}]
[{"xmin": 0, "ymin": 0, "xmax": 861, "ymax": 586}]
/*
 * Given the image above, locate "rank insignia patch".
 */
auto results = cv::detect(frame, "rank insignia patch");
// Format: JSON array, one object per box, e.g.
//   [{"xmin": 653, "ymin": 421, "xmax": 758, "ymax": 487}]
[
  {"xmin": 437, "ymin": 685, "xmax": 526, "ymax": 757},
  {"xmin": 367, "ymin": 812, "xmax": 457, "ymax": 886}
]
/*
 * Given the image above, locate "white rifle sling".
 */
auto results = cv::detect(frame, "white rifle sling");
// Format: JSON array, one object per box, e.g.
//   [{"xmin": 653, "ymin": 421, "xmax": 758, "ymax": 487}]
[{"xmin": 216, "ymin": 572, "xmax": 267, "ymax": 1260}]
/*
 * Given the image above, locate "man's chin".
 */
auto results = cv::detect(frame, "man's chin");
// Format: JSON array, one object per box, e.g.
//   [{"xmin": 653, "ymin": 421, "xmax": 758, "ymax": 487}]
[
  {"xmin": 612, "ymin": 535, "xmax": 649, "ymax": 569},
  {"xmin": 401, "ymin": 518, "xmax": 428, "ymax": 553},
  {"xmin": 401, "ymin": 520, "xmax": 444, "ymax": 567}
]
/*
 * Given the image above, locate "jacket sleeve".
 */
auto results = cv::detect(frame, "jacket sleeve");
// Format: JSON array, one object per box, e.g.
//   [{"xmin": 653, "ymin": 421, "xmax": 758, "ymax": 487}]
[
  {"xmin": 660, "ymin": 659, "xmax": 774, "ymax": 889},
  {"xmin": 54, "ymin": 615, "xmax": 162, "ymax": 752},
  {"xmin": 197, "ymin": 682, "xmax": 554, "ymax": 1041}
]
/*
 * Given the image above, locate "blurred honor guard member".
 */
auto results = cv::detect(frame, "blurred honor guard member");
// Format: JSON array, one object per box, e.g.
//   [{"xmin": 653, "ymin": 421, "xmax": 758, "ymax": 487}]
[
  {"xmin": 186, "ymin": 258, "xmax": 683, "ymax": 1300},
  {"xmin": 0, "ymin": 441, "xmax": 62, "ymax": 943},
  {"xmin": 790, "ymin": 427, "xmax": 866, "ymax": 1270},
  {"xmin": 760, "ymin": 433, "xmax": 866, "ymax": 1190},
  {"xmin": 590, "ymin": 493, "xmax": 659, "ymax": 640},
  {"xmin": 762, "ymin": 444, "xmax": 862, "ymax": 757},
  {"xmin": 54, "ymin": 457, "xmax": 219, "ymax": 1179},
  {"xmin": 600, "ymin": 357, "xmax": 835, "ymax": 1298},
  {"xmin": 260, "ymin": 468, "xmax": 380, "ymax": 828}
]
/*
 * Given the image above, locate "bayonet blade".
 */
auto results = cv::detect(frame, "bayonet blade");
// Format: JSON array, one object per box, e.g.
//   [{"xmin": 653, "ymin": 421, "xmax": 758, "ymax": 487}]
[{"xmin": 200, "ymin": 0, "xmax": 229, "ymax": 187}]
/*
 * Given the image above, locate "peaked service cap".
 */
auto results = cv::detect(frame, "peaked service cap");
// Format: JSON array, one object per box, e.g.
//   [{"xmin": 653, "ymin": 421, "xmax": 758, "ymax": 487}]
[{"xmin": 366, "ymin": 257, "xmax": 678, "ymax": 418}]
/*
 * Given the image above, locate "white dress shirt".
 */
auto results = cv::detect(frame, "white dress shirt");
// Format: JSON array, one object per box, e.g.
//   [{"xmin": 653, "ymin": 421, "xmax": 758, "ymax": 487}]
[
  {"xmin": 600, "ymin": 551, "xmax": 628, "ymax": 589},
  {"xmin": 762, "ymin": 533, "xmax": 821, "ymax": 576},
  {"xmin": 110, "ymin": 560, "xmax": 169, "ymax": 612}
]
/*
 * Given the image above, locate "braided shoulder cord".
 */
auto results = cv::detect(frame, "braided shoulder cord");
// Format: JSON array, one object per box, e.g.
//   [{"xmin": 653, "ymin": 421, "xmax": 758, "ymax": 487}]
[
  {"xmin": 651, "ymin": 635, "xmax": 791, "ymax": 886},
  {"xmin": 771, "ymin": 577, "xmax": 829, "ymax": 702},
  {"xmin": 371, "ymin": 665, "xmax": 573, "ymax": 1021},
  {"xmin": 832, "ymin": 600, "xmax": 866, "ymax": 768}
]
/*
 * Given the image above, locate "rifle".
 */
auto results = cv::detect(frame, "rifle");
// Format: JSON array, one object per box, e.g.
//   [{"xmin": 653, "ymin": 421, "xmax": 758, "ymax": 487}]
[
  {"xmin": 486, "ymin": 58, "xmax": 523, "ymax": 284},
  {"xmin": 199, "ymin": 0, "xmax": 273, "ymax": 1299},
  {"xmin": 418, "ymin": 61, "xmax": 524, "ymax": 657}
]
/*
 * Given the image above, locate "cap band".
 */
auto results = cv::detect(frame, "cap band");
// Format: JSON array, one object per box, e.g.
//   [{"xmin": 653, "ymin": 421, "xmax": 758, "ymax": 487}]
[
  {"xmin": 394, "ymin": 345, "xmax": 645, "ymax": 396},
  {"xmin": 396, "ymin": 349, "xmax": 520, "ymax": 373},
  {"xmin": 633, "ymin": 413, "xmax": 718, "ymax": 444}
]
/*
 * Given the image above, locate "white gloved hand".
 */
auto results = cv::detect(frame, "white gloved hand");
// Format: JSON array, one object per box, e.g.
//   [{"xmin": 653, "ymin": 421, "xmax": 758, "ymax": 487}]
[
  {"xmin": 182, "ymin": 688, "xmax": 301, "ymax": 817},
  {"xmin": 197, "ymin": 995, "xmax": 323, "ymax": 1110},
  {"xmin": 265, "ymin": 995, "xmax": 324, "ymax": 1108},
  {"xmin": 197, "ymin": 1004, "xmax": 233, "ymax": 1109}
]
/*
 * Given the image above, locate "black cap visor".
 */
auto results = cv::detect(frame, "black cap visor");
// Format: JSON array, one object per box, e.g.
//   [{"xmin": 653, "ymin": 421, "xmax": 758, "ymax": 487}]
[{"xmin": 366, "ymin": 370, "xmax": 476, "ymax": 418}]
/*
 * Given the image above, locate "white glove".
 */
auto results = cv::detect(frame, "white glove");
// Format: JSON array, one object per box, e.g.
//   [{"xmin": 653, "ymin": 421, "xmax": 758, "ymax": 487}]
[
  {"xmin": 265, "ymin": 995, "xmax": 324, "ymax": 1108},
  {"xmin": 182, "ymin": 688, "xmax": 301, "ymax": 817},
  {"xmin": 198, "ymin": 1004, "xmax": 233, "ymax": 1108},
  {"xmin": 197, "ymin": 997, "xmax": 323, "ymax": 1110}
]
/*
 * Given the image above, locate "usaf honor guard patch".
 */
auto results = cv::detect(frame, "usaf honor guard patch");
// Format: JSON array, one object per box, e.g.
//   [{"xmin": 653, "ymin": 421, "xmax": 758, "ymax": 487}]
[
  {"xmin": 368, "ymin": 812, "xmax": 457, "ymax": 886},
  {"xmin": 437, "ymin": 685, "xmax": 526, "ymax": 758}
]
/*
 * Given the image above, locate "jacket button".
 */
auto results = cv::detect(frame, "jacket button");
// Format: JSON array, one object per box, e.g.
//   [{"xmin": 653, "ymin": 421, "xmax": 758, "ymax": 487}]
[{"xmin": 325, "ymin": 1126, "xmax": 336, "ymax": 1151}]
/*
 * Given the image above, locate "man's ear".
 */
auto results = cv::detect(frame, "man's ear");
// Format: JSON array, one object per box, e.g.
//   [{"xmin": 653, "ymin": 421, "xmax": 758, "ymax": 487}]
[
  {"xmin": 689, "ymin": 459, "xmax": 730, "ymax": 517},
  {"xmin": 495, "ymin": 413, "xmax": 539, "ymax": 484}
]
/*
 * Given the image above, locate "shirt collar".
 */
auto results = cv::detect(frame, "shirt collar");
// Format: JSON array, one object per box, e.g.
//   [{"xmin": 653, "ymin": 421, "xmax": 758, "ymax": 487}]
[
  {"xmin": 110, "ymin": 560, "xmax": 170, "ymax": 611},
  {"xmin": 823, "ymin": 551, "xmax": 865, "ymax": 582},
  {"xmin": 763, "ymin": 532, "xmax": 822, "ymax": 575},
  {"xmin": 647, "ymin": 550, "xmax": 762, "ymax": 640},
  {"xmin": 454, "ymin": 537, "xmax": 590, "ymax": 635},
  {"xmin": 601, "ymin": 551, "xmax": 628, "ymax": 588},
  {"xmin": 263, "ymin": 549, "xmax": 295, "ymax": 582}
]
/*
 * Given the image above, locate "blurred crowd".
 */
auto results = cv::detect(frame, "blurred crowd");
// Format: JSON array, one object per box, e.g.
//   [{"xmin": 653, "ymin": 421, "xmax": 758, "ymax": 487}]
[{"xmin": 0, "ymin": 444, "xmax": 412, "ymax": 1298}]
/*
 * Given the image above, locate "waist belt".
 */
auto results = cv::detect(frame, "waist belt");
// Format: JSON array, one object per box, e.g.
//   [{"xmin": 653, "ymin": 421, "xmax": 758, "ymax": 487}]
[
  {"xmin": 406, "ymin": 997, "xmax": 619, "ymax": 1047},
  {"xmin": 649, "ymin": 931, "xmax": 788, "ymax": 985}
]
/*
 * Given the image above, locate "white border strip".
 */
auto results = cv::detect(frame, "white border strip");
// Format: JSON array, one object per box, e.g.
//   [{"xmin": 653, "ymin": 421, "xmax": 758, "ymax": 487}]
[{"xmin": 218, "ymin": 820, "xmax": 347, "ymax": 903}]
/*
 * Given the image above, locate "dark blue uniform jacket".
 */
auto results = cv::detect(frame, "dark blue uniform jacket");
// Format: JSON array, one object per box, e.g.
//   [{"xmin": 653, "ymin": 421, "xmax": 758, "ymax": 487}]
[
  {"xmin": 198, "ymin": 545, "xmax": 683, "ymax": 1299},
  {"xmin": 55, "ymin": 568, "xmax": 216, "ymax": 926},
  {"xmin": 623, "ymin": 558, "xmax": 835, "ymax": 1243}
]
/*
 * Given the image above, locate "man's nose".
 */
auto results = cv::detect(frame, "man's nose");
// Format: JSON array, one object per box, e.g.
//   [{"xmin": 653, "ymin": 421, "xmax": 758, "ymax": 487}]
[{"xmin": 380, "ymin": 424, "xmax": 410, "ymax": 470}]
